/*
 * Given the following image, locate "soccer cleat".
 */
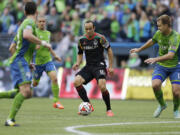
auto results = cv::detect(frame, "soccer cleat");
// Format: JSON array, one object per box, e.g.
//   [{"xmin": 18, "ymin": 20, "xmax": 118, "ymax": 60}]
[
  {"xmin": 174, "ymin": 110, "xmax": 180, "ymax": 118},
  {"xmin": 5, "ymin": 119, "xmax": 19, "ymax": 127},
  {"xmin": 53, "ymin": 101, "xmax": 64, "ymax": 109},
  {"xmin": 153, "ymin": 104, "xmax": 167, "ymax": 118},
  {"xmin": 106, "ymin": 110, "xmax": 114, "ymax": 117},
  {"xmin": 90, "ymin": 104, "xmax": 94, "ymax": 112}
]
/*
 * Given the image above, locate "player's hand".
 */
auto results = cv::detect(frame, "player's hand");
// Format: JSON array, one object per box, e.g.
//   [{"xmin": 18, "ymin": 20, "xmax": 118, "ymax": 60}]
[
  {"xmin": 130, "ymin": 48, "xmax": 140, "ymax": 53},
  {"xmin": 29, "ymin": 63, "xmax": 36, "ymax": 71},
  {"xmin": 55, "ymin": 56, "xmax": 62, "ymax": 62},
  {"xmin": 108, "ymin": 67, "xmax": 114, "ymax": 77},
  {"xmin": 144, "ymin": 58, "xmax": 157, "ymax": 64},
  {"xmin": 72, "ymin": 63, "xmax": 79, "ymax": 71}
]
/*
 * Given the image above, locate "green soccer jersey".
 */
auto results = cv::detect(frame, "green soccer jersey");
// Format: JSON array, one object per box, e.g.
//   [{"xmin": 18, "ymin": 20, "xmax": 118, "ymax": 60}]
[
  {"xmin": 152, "ymin": 30, "xmax": 180, "ymax": 67},
  {"xmin": 9, "ymin": 18, "xmax": 36, "ymax": 64},
  {"xmin": 35, "ymin": 28, "xmax": 52, "ymax": 65}
]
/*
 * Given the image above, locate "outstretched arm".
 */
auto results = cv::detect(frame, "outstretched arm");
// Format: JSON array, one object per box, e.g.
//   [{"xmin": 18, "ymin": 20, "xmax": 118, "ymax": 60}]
[
  {"xmin": 130, "ymin": 39, "xmax": 155, "ymax": 53},
  {"xmin": 23, "ymin": 29, "xmax": 51, "ymax": 48},
  {"xmin": 49, "ymin": 48, "xmax": 62, "ymax": 62},
  {"xmin": 145, "ymin": 50, "xmax": 175, "ymax": 64}
]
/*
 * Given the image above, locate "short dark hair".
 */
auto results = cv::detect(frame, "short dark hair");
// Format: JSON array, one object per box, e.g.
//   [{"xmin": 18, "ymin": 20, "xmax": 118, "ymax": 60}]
[
  {"xmin": 25, "ymin": 2, "xmax": 37, "ymax": 15},
  {"xmin": 85, "ymin": 20, "xmax": 95, "ymax": 27},
  {"xmin": 157, "ymin": 14, "xmax": 171, "ymax": 27}
]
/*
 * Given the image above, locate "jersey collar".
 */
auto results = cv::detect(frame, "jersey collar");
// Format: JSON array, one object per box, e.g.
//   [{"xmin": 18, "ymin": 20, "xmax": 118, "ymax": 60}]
[{"xmin": 85, "ymin": 32, "xmax": 96, "ymax": 40}]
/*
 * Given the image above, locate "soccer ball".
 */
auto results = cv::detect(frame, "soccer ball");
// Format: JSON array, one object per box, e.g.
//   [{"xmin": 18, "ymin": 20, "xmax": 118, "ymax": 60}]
[{"xmin": 78, "ymin": 102, "xmax": 92, "ymax": 115}]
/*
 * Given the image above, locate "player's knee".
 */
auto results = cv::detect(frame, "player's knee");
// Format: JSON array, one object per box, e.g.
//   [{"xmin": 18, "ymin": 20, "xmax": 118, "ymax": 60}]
[
  {"xmin": 74, "ymin": 78, "xmax": 81, "ymax": 87},
  {"xmin": 98, "ymin": 84, "xmax": 106, "ymax": 91},
  {"xmin": 33, "ymin": 82, "xmax": 38, "ymax": 87},
  {"xmin": 51, "ymin": 77, "xmax": 58, "ymax": 84},
  {"xmin": 173, "ymin": 89, "xmax": 180, "ymax": 97},
  {"xmin": 20, "ymin": 87, "xmax": 32, "ymax": 98},
  {"xmin": 152, "ymin": 83, "xmax": 161, "ymax": 91}
]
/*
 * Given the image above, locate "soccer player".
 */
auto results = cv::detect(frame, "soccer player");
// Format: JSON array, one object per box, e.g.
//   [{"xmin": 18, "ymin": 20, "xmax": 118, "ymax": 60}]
[
  {"xmin": 32, "ymin": 15, "xmax": 64, "ymax": 109},
  {"xmin": 5, "ymin": 2, "xmax": 51, "ymax": 126},
  {"xmin": 130, "ymin": 14, "xmax": 180, "ymax": 118},
  {"xmin": 72, "ymin": 20, "xmax": 114, "ymax": 117}
]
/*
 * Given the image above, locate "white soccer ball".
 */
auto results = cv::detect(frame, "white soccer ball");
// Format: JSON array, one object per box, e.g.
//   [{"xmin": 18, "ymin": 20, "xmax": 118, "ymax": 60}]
[{"xmin": 78, "ymin": 102, "xmax": 92, "ymax": 115}]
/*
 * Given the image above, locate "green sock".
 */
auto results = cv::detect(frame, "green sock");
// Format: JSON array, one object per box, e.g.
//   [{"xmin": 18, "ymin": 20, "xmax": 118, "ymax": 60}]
[
  {"xmin": 173, "ymin": 95, "xmax": 180, "ymax": 111},
  {"xmin": 154, "ymin": 90, "xmax": 166, "ymax": 106},
  {"xmin": 0, "ymin": 89, "xmax": 18, "ymax": 98},
  {"xmin": 8, "ymin": 93, "xmax": 25, "ymax": 119},
  {"xmin": 51, "ymin": 83, "xmax": 59, "ymax": 103}
]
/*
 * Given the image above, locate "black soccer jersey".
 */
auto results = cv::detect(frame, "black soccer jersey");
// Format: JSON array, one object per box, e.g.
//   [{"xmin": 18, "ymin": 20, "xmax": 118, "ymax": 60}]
[{"xmin": 78, "ymin": 32, "xmax": 110, "ymax": 66}]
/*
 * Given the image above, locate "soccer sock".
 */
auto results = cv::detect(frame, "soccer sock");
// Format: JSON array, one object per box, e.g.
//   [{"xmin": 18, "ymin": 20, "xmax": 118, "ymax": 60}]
[
  {"xmin": 51, "ymin": 83, "xmax": 59, "ymax": 103},
  {"xmin": 0, "ymin": 89, "xmax": 18, "ymax": 98},
  {"xmin": 173, "ymin": 95, "xmax": 180, "ymax": 111},
  {"xmin": 102, "ymin": 90, "xmax": 111, "ymax": 111},
  {"xmin": 76, "ymin": 85, "xmax": 90, "ymax": 102},
  {"xmin": 8, "ymin": 93, "xmax": 25, "ymax": 120},
  {"xmin": 154, "ymin": 90, "xmax": 166, "ymax": 106}
]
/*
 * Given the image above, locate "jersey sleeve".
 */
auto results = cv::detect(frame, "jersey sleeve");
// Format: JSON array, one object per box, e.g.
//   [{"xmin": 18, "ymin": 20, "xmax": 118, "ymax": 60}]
[
  {"xmin": 100, "ymin": 35, "xmax": 110, "ymax": 50},
  {"xmin": 78, "ymin": 39, "xmax": 83, "ymax": 54},
  {"xmin": 152, "ymin": 31, "xmax": 159, "ymax": 43},
  {"xmin": 24, "ymin": 19, "xmax": 36, "ymax": 34},
  {"xmin": 168, "ymin": 34, "xmax": 180, "ymax": 53}
]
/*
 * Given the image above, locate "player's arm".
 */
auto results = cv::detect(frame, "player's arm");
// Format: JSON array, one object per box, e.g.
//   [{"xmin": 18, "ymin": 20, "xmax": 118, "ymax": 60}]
[
  {"xmin": 100, "ymin": 35, "xmax": 114, "ymax": 76},
  {"xmin": 9, "ymin": 36, "xmax": 17, "ymax": 55},
  {"xmin": 49, "ymin": 48, "xmax": 62, "ymax": 62},
  {"xmin": 9, "ymin": 42, "xmax": 16, "ymax": 55},
  {"xmin": 72, "ymin": 40, "xmax": 83, "ymax": 70},
  {"xmin": 145, "ymin": 52, "xmax": 175, "ymax": 64},
  {"xmin": 107, "ymin": 47, "xmax": 114, "ymax": 76},
  {"xmin": 23, "ymin": 28, "xmax": 51, "ymax": 48},
  {"xmin": 130, "ymin": 39, "xmax": 155, "ymax": 53},
  {"xmin": 145, "ymin": 36, "xmax": 179, "ymax": 64}
]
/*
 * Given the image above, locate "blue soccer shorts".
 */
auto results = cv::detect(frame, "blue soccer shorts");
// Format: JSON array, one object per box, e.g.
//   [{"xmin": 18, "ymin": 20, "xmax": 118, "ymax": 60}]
[
  {"xmin": 10, "ymin": 58, "xmax": 32, "ymax": 88},
  {"xmin": 152, "ymin": 64, "xmax": 180, "ymax": 84},
  {"xmin": 33, "ymin": 61, "xmax": 56, "ymax": 82}
]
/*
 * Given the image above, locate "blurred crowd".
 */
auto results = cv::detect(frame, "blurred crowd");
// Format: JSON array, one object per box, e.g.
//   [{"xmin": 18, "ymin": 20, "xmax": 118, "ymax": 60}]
[
  {"xmin": 0, "ymin": 0, "xmax": 180, "ymax": 68},
  {"xmin": 0, "ymin": 0, "xmax": 180, "ymax": 42}
]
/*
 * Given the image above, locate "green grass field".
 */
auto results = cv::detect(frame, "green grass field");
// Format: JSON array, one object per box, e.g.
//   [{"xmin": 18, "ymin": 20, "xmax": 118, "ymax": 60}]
[{"xmin": 0, "ymin": 98, "xmax": 180, "ymax": 135}]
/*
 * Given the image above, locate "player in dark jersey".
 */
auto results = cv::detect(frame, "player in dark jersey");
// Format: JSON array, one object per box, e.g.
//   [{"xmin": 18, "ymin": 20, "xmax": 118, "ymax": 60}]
[{"xmin": 72, "ymin": 20, "xmax": 114, "ymax": 117}]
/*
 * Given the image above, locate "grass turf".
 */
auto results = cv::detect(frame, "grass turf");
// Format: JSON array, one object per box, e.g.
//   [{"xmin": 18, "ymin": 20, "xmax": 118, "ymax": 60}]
[{"xmin": 0, "ymin": 98, "xmax": 180, "ymax": 135}]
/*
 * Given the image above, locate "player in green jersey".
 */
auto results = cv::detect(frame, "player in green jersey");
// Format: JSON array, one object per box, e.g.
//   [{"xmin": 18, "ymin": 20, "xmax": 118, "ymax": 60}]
[
  {"xmin": 4, "ymin": 2, "xmax": 52, "ymax": 126},
  {"xmin": 32, "ymin": 15, "xmax": 64, "ymax": 109},
  {"xmin": 130, "ymin": 15, "xmax": 180, "ymax": 118},
  {"xmin": 0, "ymin": 16, "xmax": 64, "ymax": 106}
]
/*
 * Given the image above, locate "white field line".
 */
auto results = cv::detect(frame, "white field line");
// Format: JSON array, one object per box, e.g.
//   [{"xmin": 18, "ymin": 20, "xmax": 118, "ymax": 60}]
[{"xmin": 65, "ymin": 121, "xmax": 180, "ymax": 135}]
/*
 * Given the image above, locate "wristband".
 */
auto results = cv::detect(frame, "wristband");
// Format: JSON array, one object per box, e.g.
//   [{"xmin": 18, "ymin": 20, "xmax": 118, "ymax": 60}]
[{"xmin": 41, "ymin": 40, "xmax": 47, "ymax": 46}]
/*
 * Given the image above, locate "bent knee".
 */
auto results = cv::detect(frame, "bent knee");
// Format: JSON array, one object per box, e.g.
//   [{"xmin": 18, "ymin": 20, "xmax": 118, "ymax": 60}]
[
  {"xmin": 33, "ymin": 82, "xmax": 38, "ymax": 87},
  {"xmin": 152, "ymin": 83, "xmax": 161, "ymax": 91},
  {"xmin": 74, "ymin": 76, "xmax": 84, "ymax": 87}
]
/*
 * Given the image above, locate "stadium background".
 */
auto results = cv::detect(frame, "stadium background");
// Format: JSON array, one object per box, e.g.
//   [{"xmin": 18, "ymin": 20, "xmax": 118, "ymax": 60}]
[{"xmin": 0, "ymin": 0, "xmax": 179, "ymax": 100}]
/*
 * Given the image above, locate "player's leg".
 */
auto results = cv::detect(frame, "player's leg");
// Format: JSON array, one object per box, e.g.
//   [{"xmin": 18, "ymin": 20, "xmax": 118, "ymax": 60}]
[
  {"xmin": 0, "ymin": 89, "xmax": 18, "ymax": 98},
  {"xmin": 170, "ymin": 71, "xmax": 180, "ymax": 118},
  {"xmin": 171, "ymin": 84, "xmax": 180, "ymax": 118},
  {"xmin": 74, "ymin": 66, "xmax": 93, "ymax": 103},
  {"xmin": 152, "ymin": 65, "xmax": 167, "ymax": 117},
  {"xmin": 47, "ymin": 70, "xmax": 64, "ymax": 109},
  {"xmin": 5, "ymin": 60, "xmax": 32, "ymax": 126},
  {"xmin": 74, "ymin": 75, "xmax": 89, "ymax": 102},
  {"xmin": 32, "ymin": 65, "xmax": 43, "ymax": 87},
  {"xmin": 98, "ymin": 79, "xmax": 114, "ymax": 116}
]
